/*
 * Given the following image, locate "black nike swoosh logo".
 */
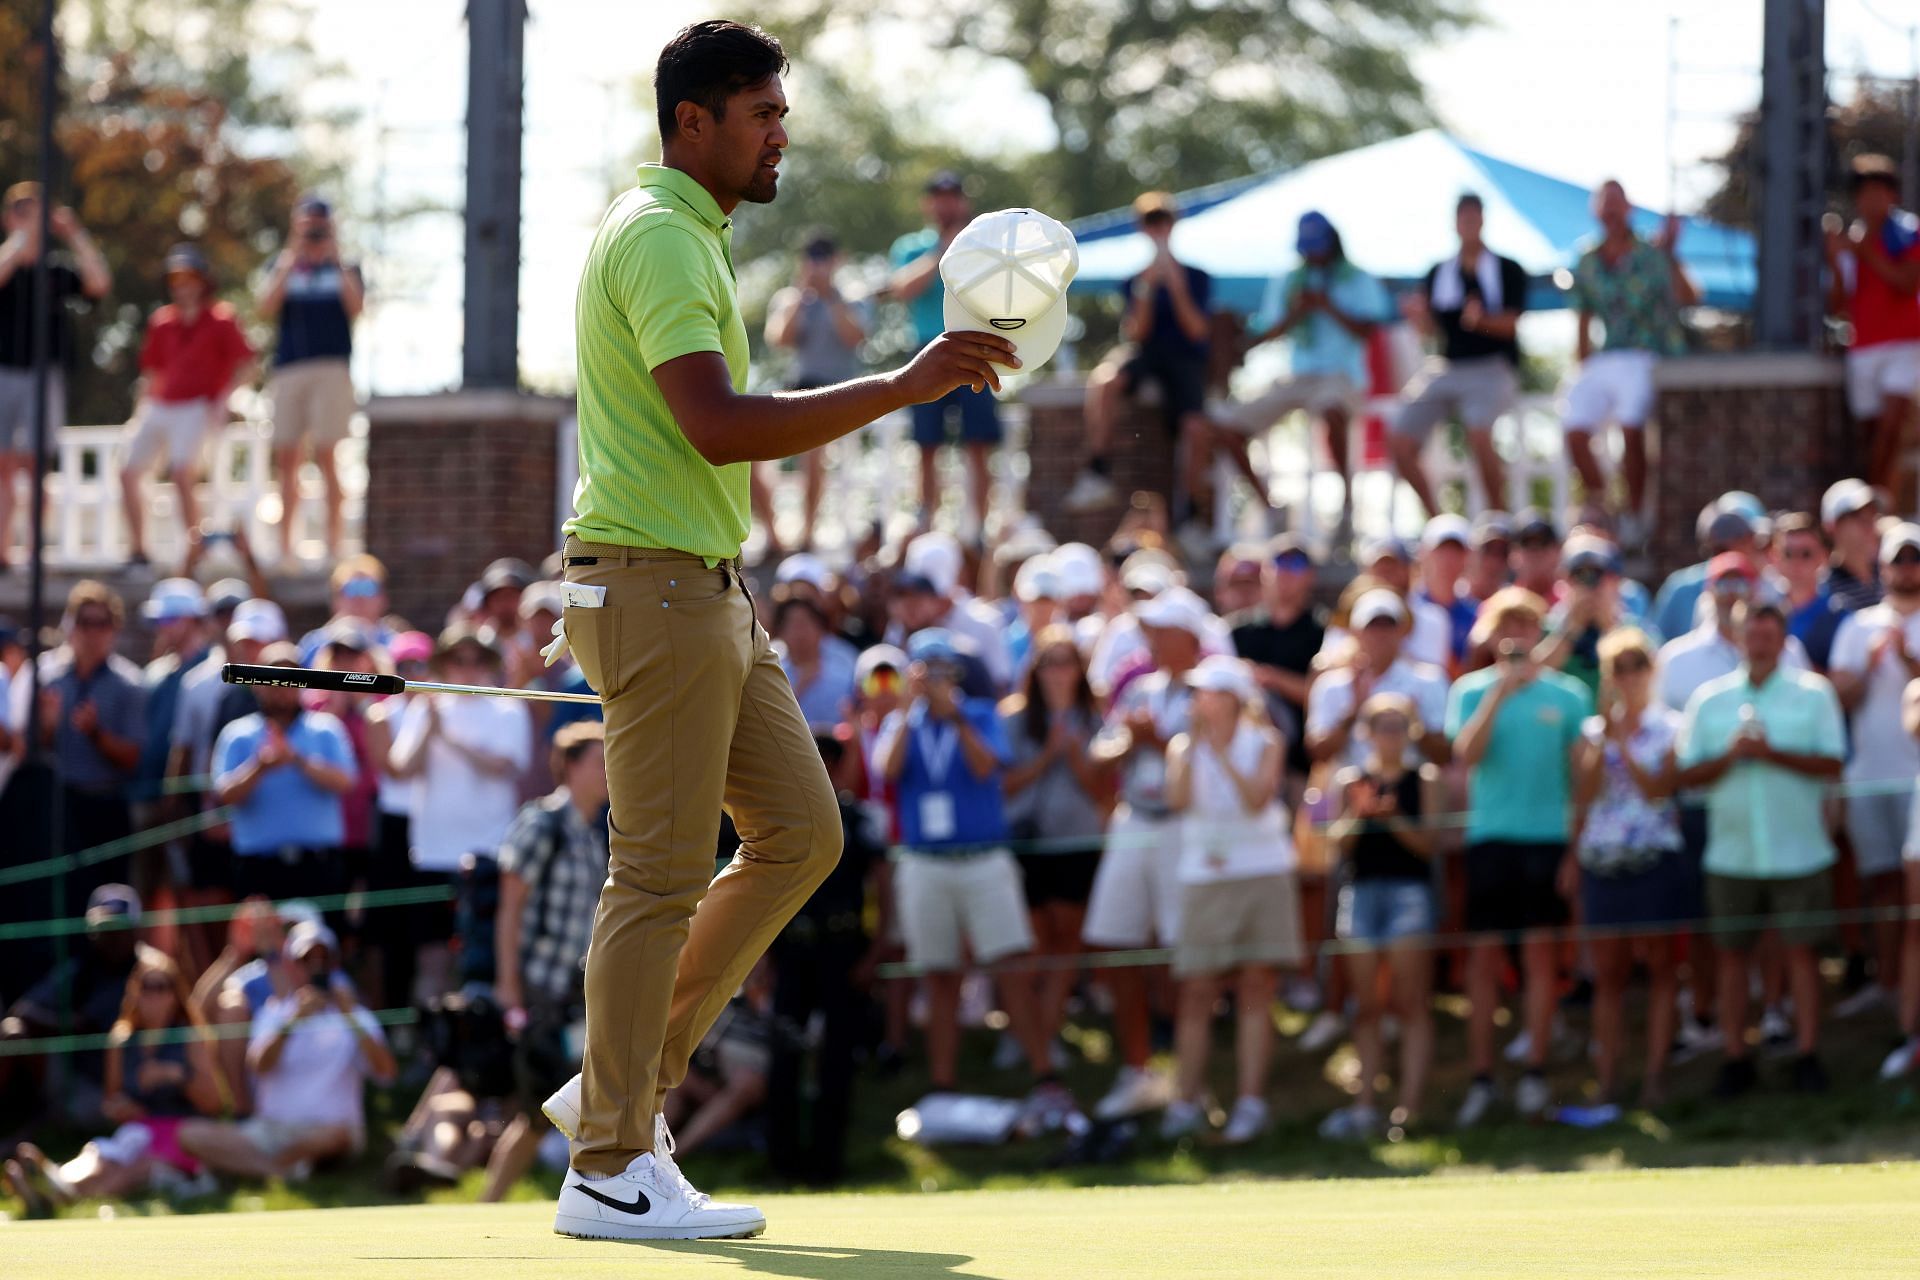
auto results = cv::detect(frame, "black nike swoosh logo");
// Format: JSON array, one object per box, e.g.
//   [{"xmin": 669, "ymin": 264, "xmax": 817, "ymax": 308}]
[{"xmin": 574, "ymin": 1182, "xmax": 653, "ymax": 1215}]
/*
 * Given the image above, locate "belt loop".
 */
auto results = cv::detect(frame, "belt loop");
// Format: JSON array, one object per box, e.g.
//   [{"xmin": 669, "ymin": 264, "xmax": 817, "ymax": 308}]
[{"xmin": 621, "ymin": 545, "xmax": 634, "ymax": 568}]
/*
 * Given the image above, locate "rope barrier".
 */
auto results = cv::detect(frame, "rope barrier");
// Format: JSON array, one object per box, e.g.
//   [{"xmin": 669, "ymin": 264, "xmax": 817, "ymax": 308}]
[
  {"xmin": 0, "ymin": 1005, "xmax": 422, "ymax": 1060},
  {"xmin": 0, "ymin": 884, "xmax": 458, "ymax": 943},
  {"xmin": 0, "ymin": 807, "xmax": 236, "ymax": 888}
]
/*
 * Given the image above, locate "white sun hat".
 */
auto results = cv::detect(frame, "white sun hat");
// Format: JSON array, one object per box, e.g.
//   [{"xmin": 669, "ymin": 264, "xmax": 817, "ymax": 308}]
[{"xmin": 940, "ymin": 208, "xmax": 1080, "ymax": 370}]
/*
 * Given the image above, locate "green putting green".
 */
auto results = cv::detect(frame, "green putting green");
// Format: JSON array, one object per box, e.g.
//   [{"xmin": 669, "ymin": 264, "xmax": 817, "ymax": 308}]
[{"xmin": 7, "ymin": 1163, "xmax": 1919, "ymax": 1278}]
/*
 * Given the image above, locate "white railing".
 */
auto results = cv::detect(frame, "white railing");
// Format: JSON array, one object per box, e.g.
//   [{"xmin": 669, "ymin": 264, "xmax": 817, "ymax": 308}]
[{"xmin": 5, "ymin": 411, "xmax": 367, "ymax": 569}]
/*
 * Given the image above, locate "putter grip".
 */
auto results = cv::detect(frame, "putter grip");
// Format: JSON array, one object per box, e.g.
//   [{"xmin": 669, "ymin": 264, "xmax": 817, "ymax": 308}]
[{"xmin": 222, "ymin": 663, "xmax": 406, "ymax": 696}]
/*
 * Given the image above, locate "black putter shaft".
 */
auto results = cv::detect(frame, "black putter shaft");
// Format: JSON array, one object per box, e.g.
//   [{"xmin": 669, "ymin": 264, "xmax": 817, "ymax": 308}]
[{"xmin": 221, "ymin": 663, "xmax": 602, "ymax": 705}]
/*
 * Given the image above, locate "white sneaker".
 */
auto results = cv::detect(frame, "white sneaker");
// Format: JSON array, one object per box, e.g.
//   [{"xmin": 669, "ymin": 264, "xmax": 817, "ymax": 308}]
[
  {"xmin": 1316, "ymin": 1103, "xmax": 1381, "ymax": 1142},
  {"xmin": 1760, "ymin": 1006, "xmax": 1794, "ymax": 1051},
  {"xmin": 1455, "ymin": 1079, "xmax": 1499, "ymax": 1129},
  {"xmin": 554, "ymin": 1116, "xmax": 765, "ymax": 1242},
  {"xmin": 1159, "ymin": 1098, "xmax": 1208, "ymax": 1140},
  {"xmin": 1670, "ymin": 1017, "xmax": 1723, "ymax": 1065},
  {"xmin": 1298, "ymin": 1010, "xmax": 1348, "ymax": 1054},
  {"xmin": 1834, "ymin": 985, "xmax": 1891, "ymax": 1020},
  {"xmin": 1515, "ymin": 1072, "xmax": 1552, "ymax": 1120},
  {"xmin": 1093, "ymin": 1065, "xmax": 1169, "ymax": 1121},
  {"xmin": 1879, "ymin": 1037, "xmax": 1920, "ymax": 1081},
  {"xmin": 543, "ymin": 1074, "xmax": 583, "ymax": 1140},
  {"xmin": 1221, "ymin": 1096, "xmax": 1271, "ymax": 1145},
  {"xmin": 1062, "ymin": 468, "xmax": 1120, "ymax": 512}
]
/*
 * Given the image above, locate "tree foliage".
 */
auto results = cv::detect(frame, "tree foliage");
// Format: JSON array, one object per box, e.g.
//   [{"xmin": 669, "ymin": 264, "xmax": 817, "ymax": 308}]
[
  {"xmin": 0, "ymin": 0, "xmax": 335, "ymax": 424},
  {"xmin": 1702, "ymin": 84, "xmax": 1916, "ymax": 230}
]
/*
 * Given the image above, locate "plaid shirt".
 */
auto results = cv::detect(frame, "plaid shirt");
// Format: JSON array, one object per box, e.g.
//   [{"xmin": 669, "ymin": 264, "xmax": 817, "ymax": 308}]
[{"xmin": 497, "ymin": 790, "xmax": 609, "ymax": 1003}]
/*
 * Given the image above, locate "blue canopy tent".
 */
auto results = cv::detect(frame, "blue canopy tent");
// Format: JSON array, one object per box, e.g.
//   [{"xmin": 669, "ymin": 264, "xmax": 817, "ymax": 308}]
[{"xmin": 1069, "ymin": 130, "xmax": 1756, "ymax": 314}]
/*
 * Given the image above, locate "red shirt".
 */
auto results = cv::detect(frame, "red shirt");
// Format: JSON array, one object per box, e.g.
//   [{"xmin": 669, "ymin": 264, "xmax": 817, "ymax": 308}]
[
  {"xmin": 138, "ymin": 302, "xmax": 253, "ymax": 403},
  {"xmin": 1848, "ymin": 227, "xmax": 1920, "ymax": 349}
]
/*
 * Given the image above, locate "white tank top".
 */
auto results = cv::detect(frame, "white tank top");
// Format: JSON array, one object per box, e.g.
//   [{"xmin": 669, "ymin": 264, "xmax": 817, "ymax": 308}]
[{"xmin": 1180, "ymin": 721, "xmax": 1294, "ymax": 883}]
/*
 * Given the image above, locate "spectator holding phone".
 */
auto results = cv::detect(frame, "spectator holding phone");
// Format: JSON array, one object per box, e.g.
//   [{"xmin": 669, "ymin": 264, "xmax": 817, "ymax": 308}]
[
  {"xmin": 1536, "ymin": 535, "xmax": 1646, "ymax": 694},
  {"xmin": 180, "ymin": 921, "xmax": 396, "ymax": 1180},
  {"xmin": 1319, "ymin": 694, "xmax": 1442, "ymax": 1140},
  {"xmin": 259, "ymin": 193, "xmax": 364, "ymax": 561},
  {"xmin": 1570, "ymin": 628, "xmax": 1686, "ymax": 1106},
  {"xmin": 762, "ymin": 230, "xmax": 865, "ymax": 551}
]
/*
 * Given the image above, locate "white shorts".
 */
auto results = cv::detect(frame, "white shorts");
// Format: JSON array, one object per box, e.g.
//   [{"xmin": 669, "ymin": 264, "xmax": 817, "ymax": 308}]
[
  {"xmin": 1561, "ymin": 350, "xmax": 1657, "ymax": 432},
  {"xmin": 895, "ymin": 848, "xmax": 1034, "ymax": 972},
  {"xmin": 1229, "ymin": 372, "xmax": 1361, "ymax": 433},
  {"xmin": 1846, "ymin": 341, "xmax": 1920, "ymax": 419},
  {"xmin": 126, "ymin": 398, "xmax": 213, "ymax": 470},
  {"xmin": 270, "ymin": 359, "xmax": 357, "ymax": 448},
  {"xmin": 1082, "ymin": 808, "xmax": 1184, "ymax": 949}
]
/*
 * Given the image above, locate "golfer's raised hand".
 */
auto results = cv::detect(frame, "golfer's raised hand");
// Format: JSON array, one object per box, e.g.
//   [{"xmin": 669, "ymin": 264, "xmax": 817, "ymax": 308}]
[{"xmin": 896, "ymin": 331, "xmax": 1021, "ymax": 400}]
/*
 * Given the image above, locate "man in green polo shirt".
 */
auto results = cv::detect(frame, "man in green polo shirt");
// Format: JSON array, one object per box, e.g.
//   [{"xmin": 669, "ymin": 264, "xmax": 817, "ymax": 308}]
[{"xmin": 545, "ymin": 20, "xmax": 1020, "ymax": 1243}]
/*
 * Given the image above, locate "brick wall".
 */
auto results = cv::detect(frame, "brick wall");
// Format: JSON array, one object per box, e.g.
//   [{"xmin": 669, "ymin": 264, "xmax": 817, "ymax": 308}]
[
  {"xmin": 1022, "ymin": 380, "xmax": 1178, "ymax": 548},
  {"xmin": 1648, "ymin": 354, "xmax": 1855, "ymax": 578},
  {"xmin": 364, "ymin": 391, "xmax": 570, "ymax": 632}
]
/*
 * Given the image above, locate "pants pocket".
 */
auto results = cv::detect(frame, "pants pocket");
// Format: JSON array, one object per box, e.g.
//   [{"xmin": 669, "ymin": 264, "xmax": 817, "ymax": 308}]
[{"xmin": 563, "ymin": 602, "xmax": 623, "ymax": 699}]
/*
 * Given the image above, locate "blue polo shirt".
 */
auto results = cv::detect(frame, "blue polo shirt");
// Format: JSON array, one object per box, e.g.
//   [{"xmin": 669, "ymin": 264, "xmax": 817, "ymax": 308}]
[
  {"xmin": 1445, "ymin": 667, "xmax": 1593, "ymax": 843},
  {"xmin": 887, "ymin": 698, "xmax": 1010, "ymax": 850},
  {"xmin": 1787, "ymin": 583, "xmax": 1850, "ymax": 671},
  {"xmin": 213, "ymin": 710, "xmax": 356, "ymax": 855}
]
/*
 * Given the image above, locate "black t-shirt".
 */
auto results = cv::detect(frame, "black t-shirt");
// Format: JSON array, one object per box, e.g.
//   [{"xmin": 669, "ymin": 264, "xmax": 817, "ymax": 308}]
[
  {"xmin": 1231, "ymin": 604, "xmax": 1326, "ymax": 773},
  {"xmin": 1348, "ymin": 767, "xmax": 1429, "ymax": 882},
  {"xmin": 1122, "ymin": 264, "xmax": 1212, "ymax": 363},
  {"xmin": 1422, "ymin": 253, "xmax": 1528, "ymax": 365},
  {"xmin": 0, "ymin": 256, "xmax": 85, "ymax": 369}
]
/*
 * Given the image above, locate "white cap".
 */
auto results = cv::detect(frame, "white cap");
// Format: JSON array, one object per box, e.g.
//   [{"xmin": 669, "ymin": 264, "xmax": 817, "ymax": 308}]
[
  {"xmin": 142, "ymin": 577, "xmax": 208, "ymax": 621},
  {"xmin": 904, "ymin": 531, "xmax": 964, "ymax": 597},
  {"xmin": 1351, "ymin": 589, "xmax": 1408, "ymax": 629},
  {"xmin": 1013, "ymin": 554, "xmax": 1064, "ymax": 603},
  {"xmin": 940, "ymin": 208, "xmax": 1080, "ymax": 370},
  {"xmin": 1821, "ymin": 478, "xmax": 1877, "ymax": 527},
  {"xmin": 1134, "ymin": 586, "xmax": 1214, "ymax": 639},
  {"xmin": 285, "ymin": 919, "xmax": 338, "ymax": 961},
  {"xmin": 1121, "ymin": 558, "xmax": 1176, "ymax": 597},
  {"xmin": 775, "ymin": 552, "xmax": 832, "ymax": 592},
  {"xmin": 227, "ymin": 598, "xmax": 288, "ymax": 645},
  {"xmin": 1050, "ymin": 543, "xmax": 1105, "ymax": 600},
  {"xmin": 854, "ymin": 643, "xmax": 909, "ymax": 685},
  {"xmin": 1881, "ymin": 522, "xmax": 1920, "ymax": 563},
  {"xmin": 1187, "ymin": 653, "xmax": 1257, "ymax": 701},
  {"xmin": 1420, "ymin": 514, "xmax": 1472, "ymax": 553}
]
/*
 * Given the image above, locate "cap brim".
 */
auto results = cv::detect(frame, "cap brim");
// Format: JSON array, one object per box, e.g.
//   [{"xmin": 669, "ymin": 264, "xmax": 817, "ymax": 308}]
[{"xmin": 943, "ymin": 291, "xmax": 1068, "ymax": 372}]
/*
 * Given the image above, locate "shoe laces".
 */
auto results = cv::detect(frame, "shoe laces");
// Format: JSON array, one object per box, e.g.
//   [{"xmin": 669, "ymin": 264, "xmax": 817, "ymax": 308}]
[{"xmin": 651, "ymin": 1115, "xmax": 710, "ymax": 1209}]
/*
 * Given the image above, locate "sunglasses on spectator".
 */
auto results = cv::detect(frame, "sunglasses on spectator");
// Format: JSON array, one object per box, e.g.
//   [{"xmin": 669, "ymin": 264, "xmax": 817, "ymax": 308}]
[
  {"xmin": 1780, "ymin": 547, "xmax": 1819, "ymax": 560},
  {"xmin": 1710, "ymin": 577, "xmax": 1752, "ymax": 597},
  {"xmin": 860, "ymin": 668, "xmax": 901, "ymax": 698},
  {"xmin": 339, "ymin": 576, "xmax": 381, "ymax": 599},
  {"xmin": 1366, "ymin": 715, "xmax": 1410, "ymax": 735},
  {"xmin": 1273, "ymin": 552, "xmax": 1311, "ymax": 572},
  {"xmin": 1036, "ymin": 651, "xmax": 1079, "ymax": 670},
  {"xmin": 73, "ymin": 612, "xmax": 114, "ymax": 630},
  {"xmin": 139, "ymin": 977, "xmax": 173, "ymax": 994},
  {"xmin": 1611, "ymin": 656, "xmax": 1652, "ymax": 675}
]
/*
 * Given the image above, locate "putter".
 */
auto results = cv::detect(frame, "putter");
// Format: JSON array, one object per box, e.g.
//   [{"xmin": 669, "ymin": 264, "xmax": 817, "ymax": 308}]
[{"xmin": 221, "ymin": 663, "xmax": 601, "ymax": 705}]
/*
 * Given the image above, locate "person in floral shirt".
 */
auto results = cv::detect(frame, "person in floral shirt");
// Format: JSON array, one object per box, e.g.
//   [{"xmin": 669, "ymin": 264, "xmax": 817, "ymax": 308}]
[
  {"xmin": 1571, "ymin": 626, "xmax": 1686, "ymax": 1106},
  {"xmin": 1561, "ymin": 180, "xmax": 1699, "ymax": 548}
]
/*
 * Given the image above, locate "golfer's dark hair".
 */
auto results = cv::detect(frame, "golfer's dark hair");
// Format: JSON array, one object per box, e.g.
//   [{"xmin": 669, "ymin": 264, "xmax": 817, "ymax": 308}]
[{"xmin": 655, "ymin": 20, "xmax": 787, "ymax": 143}]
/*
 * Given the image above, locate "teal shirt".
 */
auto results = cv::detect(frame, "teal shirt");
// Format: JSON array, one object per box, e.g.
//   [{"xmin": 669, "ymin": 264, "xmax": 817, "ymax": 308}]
[
  {"xmin": 889, "ymin": 228, "xmax": 947, "ymax": 345},
  {"xmin": 1677, "ymin": 666, "xmax": 1845, "ymax": 879},
  {"xmin": 1253, "ymin": 261, "xmax": 1391, "ymax": 384},
  {"xmin": 1445, "ymin": 667, "xmax": 1593, "ymax": 844}
]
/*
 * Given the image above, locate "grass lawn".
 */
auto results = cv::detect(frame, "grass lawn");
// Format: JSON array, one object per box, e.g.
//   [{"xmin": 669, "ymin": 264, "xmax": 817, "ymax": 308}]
[{"xmin": 6, "ymin": 1163, "xmax": 1920, "ymax": 1279}]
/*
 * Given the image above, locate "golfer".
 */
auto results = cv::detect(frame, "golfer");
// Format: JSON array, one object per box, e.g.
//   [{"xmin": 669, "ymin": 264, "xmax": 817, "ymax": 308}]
[{"xmin": 544, "ymin": 20, "xmax": 1019, "ymax": 1242}]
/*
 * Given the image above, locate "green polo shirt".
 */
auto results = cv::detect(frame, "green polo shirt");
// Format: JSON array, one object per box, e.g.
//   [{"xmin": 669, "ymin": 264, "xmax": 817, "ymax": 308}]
[
  {"xmin": 1677, "ymin": 665, "xmax": 1845, "ymax": 879},
  {"xmin": 565, "ymin": 165, "xmax": 751, "ymax": 563}
]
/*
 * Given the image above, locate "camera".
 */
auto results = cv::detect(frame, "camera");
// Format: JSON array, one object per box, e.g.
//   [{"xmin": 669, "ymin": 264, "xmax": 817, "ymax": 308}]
[{"xmin": 1569, "ymin": 564, "xmax": 1604, "ymax": 589}]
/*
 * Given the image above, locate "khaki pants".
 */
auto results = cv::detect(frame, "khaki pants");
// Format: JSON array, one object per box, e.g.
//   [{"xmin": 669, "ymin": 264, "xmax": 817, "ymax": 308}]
[{"xmin": 562, "ymin": 538, "xmax": 841, "ymax": 1176}]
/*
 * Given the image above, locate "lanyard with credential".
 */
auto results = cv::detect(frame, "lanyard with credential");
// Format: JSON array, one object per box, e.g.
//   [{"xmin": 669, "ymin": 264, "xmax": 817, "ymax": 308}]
[{"xmin": 916, "ymin": 715, "xmax": 962, "ymax": 786}]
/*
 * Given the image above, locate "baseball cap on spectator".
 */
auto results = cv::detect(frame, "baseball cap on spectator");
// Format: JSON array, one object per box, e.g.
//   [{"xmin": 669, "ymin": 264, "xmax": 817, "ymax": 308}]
[
  {"xmin": 320, "ymin": 619, "xmax": 375, "ymax": 653},
  {"xmin": 939, "ymin": 207, "xmax": 1081, "ymax": 369},
  {"xmin": 142, "ymin": 577, "xmax": 207, "ymax": 621},
  {"xmin": 1472, "ymin": 510, "xmax": 1515, "ymax": 548},
  {"xmin": 1514, "ymin": 507, "xmax": 1559, "ymax": 546},
  {"xmin": 518, "ymin": 580, "xmax": 565, "ymax": 620},
  {"xmin": 1563, "ymin": 535, "xmax": 1623, "ymax": 576},
  {"xmin": 907, "ymin": 627, "xmax": 962, "ymax": 666},
  {"xmin": 480, "ymin": 558, "xmax": 536, "ymax": 597},
  {"xmin": 1717, "ymin": 490, "xmax": 1767, "ymax": 526},
  {"xmin": 1268, "ymin": 534, "xmax": 1314, "ymax": 572},
  {"xmin": 390, "ymin": 630, "xmax": 433, "ymax": 665},
  {"xmin": 1879, "ymin": 522, "xmax": 1920, "ymax": 563},
  {"xmin": 207, "ymin": 578, "xmax": 250, "ymax": 615},
  {"xmin": 1188, "ymin": 653, "xmax": 1257, "ymax": 702},
  {"xmin": 904, "ymin": 531, "xmax": 964, "ymax": 597},
  {"xmin": 285, "ymin": 919, "xmax": 338, "ymax": 962},
  {"xmin": 1351, "ymin": 588, "xmax": 1408, "ymax": 629},
  {"xmin": 163, "ymin": 242, "xmax": 213, "ymax": 283},
  {"xmin": 1821, "ymin": 478, "xmax": 1877, "ymax": 527},
  {"xmin": 775, "ymin": 553, "xmax": 833, "ymax": 592},
  {"xmin": 1706, "ymin": 551, "xmax": 1757, "ymax": 585},
  {"xmin": 1133, "ymin": 190, "xmax": 1179, "ymax": 222},
  {"xmin": 1051, "ymin": 542, "xmax": 1106, "ymax": 600},
  {"xmin": 259, "ymin": 641, "xmax": 303, "ymax": 668},
  {"xmin": 994, "ymin": 521, "xmax": 1057, "ymax": 568},
  {"xmin": 434, "ymin": 622, "xmax": 505, "ymax": 666},
  {"xmin": 1704, "ymin": 508, "xmax": 1756, "ymax": 549},
  {"xmin": 1013, "ymin": 554, "xmax": 1064, "ymax": 603},
  {"xmin": 295, "ymin": 191, "xmax": 332, "ymax": 217},
  {"xmin": 278, "ymin": 899, "xmax": 324, "ymax": 930},
  {"xmin": 1134, "ymin": 586, "xmax": 1212, "ymax": 638},
  {"xmin": 1296, "ymin": 210, "xmax": 1336, "ymax": 255},
  {"xmin": 85, "ymin": 883, "xmax": 141, "ymax": 929},
  {"xmin": 1219, "ymin": 543, "xmax": 1266, "ymax": 584},
  {"xmin": 1121, "ymin": 556, "xmax": 1177, "ymax": 598},
  {"xmin": 1360, "ymin": 534, "xmax": 1413, "ymax": 567},
  {"xmin": 1420, "ymin": 514, "xmax": 1472, "ymax": 553},
  {"xmin": 228, "ymin": 598, "xmax": 288, "ymax": 645},
  {"xmin": 855, "ymin": 643, "xmax": 908, "ymax": 685},
  {"xmin": 924, "ymin": 170, "xmax": 965, "ymax": 195}
]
